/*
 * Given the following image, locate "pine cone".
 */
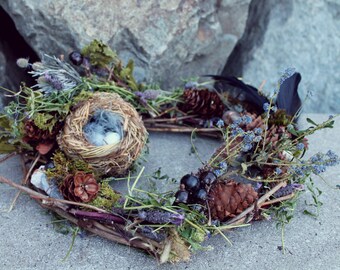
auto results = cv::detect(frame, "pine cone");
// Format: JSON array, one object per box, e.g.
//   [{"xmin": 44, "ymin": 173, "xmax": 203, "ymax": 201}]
[
  {"xmin": 208, "ymin": 180, "xmax": 258, "ymax": 221},
  {"xmin": 60, "ymin": 172, "xmax": 99, "ymax": 203},
  {"xmin": 179, "ymin": 88, "xmax": 224, "ymax": 119},
  {"xmin": 23, "ymin": 119, "xmax": 62, "ymax": 143}
]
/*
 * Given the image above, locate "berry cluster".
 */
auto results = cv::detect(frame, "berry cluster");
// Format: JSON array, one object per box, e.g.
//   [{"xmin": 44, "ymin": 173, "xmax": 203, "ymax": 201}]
[{"xmin": 175, "ymin": 171, "xmax": 217, "ymax": 204}]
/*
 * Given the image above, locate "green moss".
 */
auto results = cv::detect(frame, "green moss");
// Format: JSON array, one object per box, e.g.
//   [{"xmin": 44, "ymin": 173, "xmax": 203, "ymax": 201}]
[
  {"xmin": 268, "ymin": 109, "xmax": 293, "ymax": 126},
  {"xmin": 46, "ymin": 151, "xmax": 93, "ymax": 182},
  {"xmin": 81, "ymin": 39, "xmax": 118, "ymax": 68},
  {"xmin": 90, "ymin": 182, "xmax": 121, "ymax": 211},
  {"xmin": 33, "ymin": 113, "xmax": 58, "ymax": 132}
]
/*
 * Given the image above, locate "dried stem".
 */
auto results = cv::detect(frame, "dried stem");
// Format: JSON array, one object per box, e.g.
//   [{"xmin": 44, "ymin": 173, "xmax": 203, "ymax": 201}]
[{"xmin": 260, "ymin": 193, "xmax": 296, "ymax": 207}]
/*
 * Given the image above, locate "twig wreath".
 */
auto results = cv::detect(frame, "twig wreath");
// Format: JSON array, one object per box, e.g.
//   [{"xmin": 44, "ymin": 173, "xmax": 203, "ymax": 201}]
[{"xmin": 0, "ymin": 40, "xmax": 339, "ymax": 263}]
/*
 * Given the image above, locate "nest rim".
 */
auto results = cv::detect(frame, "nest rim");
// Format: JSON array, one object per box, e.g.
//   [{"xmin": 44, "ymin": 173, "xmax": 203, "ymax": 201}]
[{"xmin": 58, "ymin": 92, "xmax": 148, "ymax": 176}]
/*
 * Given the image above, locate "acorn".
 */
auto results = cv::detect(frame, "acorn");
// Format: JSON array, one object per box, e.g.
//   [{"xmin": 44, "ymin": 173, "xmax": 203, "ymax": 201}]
[
  {"xmin": 180, "ymin": 174, "xmax": 199, "ymax": 191},
  {"xmin": 200, "ymin": 171, "xmax": 217, "ymax": 185},
  {"xmin": 175, "ymin": 190, "xmax": 189, "ymax": 203},
  {"xmin": 69, "ymin": 51, "xmax": 84, "ymax": 66}
]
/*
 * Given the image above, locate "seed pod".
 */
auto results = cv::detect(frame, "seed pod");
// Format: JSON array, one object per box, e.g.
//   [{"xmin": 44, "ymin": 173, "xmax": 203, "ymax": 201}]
[
  {"xmin": 180, "ymin": 174, "xmax": 199, "ymax": 191},
  {"xmin": 175, "ymin": 190, "xmax": 189, "ymax": 203},
  {"xmin": 69, "ymin": 51, "xmax": 84, "ymax": 66},
  {"xmin": 200, "ymin": 171, "xmax": 217, "ymax": 185},
  {"xmin": 194, "ymin": 189, "xmax": 208, "ymax": 201}
]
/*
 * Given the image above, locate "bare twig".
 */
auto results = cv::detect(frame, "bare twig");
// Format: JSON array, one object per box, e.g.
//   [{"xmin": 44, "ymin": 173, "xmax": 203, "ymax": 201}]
[{"xmin": 260, "ymin": 193, "xmax": 296, "ymax": 207}]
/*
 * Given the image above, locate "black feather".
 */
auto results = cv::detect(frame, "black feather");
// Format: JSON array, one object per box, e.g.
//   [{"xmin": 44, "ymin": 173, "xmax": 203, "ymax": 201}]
[
  {"xmin": 276, "ymin": 72, "xmax": 302, "ymax": 116},
  {"xmin": 207, "ymin": 75, "xmax": 269, "ymax": 114}
]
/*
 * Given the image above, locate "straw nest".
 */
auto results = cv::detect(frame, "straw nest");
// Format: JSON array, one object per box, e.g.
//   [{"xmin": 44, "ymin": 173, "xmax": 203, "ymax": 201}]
[{"xmin": 58, "ymin": 92, "xmax": 147, "ymax": 176}]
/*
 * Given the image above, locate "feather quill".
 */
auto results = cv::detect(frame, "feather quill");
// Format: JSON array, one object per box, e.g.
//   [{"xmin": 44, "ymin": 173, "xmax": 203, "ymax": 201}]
[
  {"xmin": 276, "ymin": 72, "xmax": 302, "ymax": 116},
  {"xmin": 208, "ymin": 75, "xmax": 269, "ymax": 114}
]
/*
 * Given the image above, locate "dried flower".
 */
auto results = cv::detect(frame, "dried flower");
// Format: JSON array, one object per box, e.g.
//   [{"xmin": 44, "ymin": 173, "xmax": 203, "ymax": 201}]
[
  {"xmin": 30, "ymin": 54, "xmax": 82, "ymax": 95},
  {"xmin": 278, "ymin": 67, "xmax": 296, "ymax": 86},
  {"xmin": 73, "ymin": 171, "xmax": 99, "ymax": 202},
  {"xmin": 216, "ymin": 119, "xmax": 224, "ymax": 128},
  {"xmin": 138, "ymin": 210, "xmax": 185, "ymax": 226},
  {"xmin": 273, "ymin": 183, "xmax": 303, "ymax": 198},
  {"xmin": 135, "ymin": 90, "xmax": 160, "ymax": 106},
  {"xmin": 275, "ymin": 167, "xmax": 282, "ymax": 175},
  {"xmin": 296, "ymin": 143, "xmax": 305, "ymax": 151},
  {"xmin": 16, "ymin": 58, "xmax": 30, "ymax": 69}
]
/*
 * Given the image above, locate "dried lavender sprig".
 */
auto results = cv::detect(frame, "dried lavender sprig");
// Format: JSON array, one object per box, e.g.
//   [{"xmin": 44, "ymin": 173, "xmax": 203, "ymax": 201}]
[
  {"xmin": 138, "ymin": 209, "xmax": 185, "ymax": 226},
  {"xmin": 139, "ymin": 226, "xmax": 167, "ymax": 242},
  {"xmin": 29, "ymin": 54, "xmax": 82, "ymax": 95},
  {"xmin": 272, "ymin": 184, "xmax": 304, "ymax": 198},
  {"xmin": 135, "ymin": 90, "xmax": 161, "ymax": 106}
]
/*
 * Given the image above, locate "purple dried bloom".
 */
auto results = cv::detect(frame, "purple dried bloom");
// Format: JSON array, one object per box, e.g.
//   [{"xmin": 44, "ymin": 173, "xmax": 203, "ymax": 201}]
[
  {"xmin": 184, "ymin": 81, "xmax": 198, "ymax": 89},
  {"xmin": 233, "ymin": 117, "xmax": 242, "ymax": 125},
  {"xmin": 241, "ymin": 115, "xmax": 252, "ymax": 124},
  {"xmin": 216, "ymin": 119, "xmax": 225, "ymax": 128},
  {"xmin": 141, "ymin": 226, "xmax": 167, "ymax": 242},
  {"xmin": 275, "ymin": 167, "xmax": 282, "ymax": 175},
  {"xmin": 296, "ymin": 143, "xmax": 305, "ymax": 151},
  {"xmin": 263, "ymin": 103, "xmax": 270, "ymax": 112},
  {"xmin": 278, "ymin": 67, "xmax": 296, "ymax": 86},
  {"xmin": 241, "ymin": 143, "xmax": 252, "ymax": 152},
  {"xmin": 138, "ymin": 210, "xmax": 185, "ymax": 226},
  {"xmin": 243, "ymin": 131, "xmax": 255, "ymax": 143},
  {"xmin": 273, "ymin": 183, "xmax": 304, "ymax": 198},
  {"xmin": 254, "ymin": 127, "xmax": 263, "ymax": 135},
  {"xmin": 254, "ymin": 182, "xmax": 262, "ymax": 191},
  {"xmin": 214, "ymin": 169, "xmax": 222, "ymax": 177},
  {"xmin": 44, "ymin": 72, "xmax": 63, "ymax": 90},
  {"xmin": 135, "ymin": 90, "xmax": 160, "ymax": 106},
  {"xmin": 253, "ymin": 136, "xmax": 262, "ymax": 143},
  {"xmin": 230, "ymin": 123, "xmax": 238, "ymax": 129},
  {"xmin": 219, "ymin": 162, "xmax": 228, "ymax": 170}
]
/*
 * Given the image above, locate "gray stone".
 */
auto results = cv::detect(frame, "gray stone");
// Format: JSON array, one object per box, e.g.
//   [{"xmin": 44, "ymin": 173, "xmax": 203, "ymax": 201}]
[
  {"xmin": 1, "ymin": 0, "xmax": 251, "ymax": 89},
  {"xmin": 225, "ymin": 0, "xmax": 340, "ymax": 113}
]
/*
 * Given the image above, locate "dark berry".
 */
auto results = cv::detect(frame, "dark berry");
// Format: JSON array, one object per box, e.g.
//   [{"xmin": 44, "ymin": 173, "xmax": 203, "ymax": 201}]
[
  {"xmin": 44, "ymin": 161, "xmax": 55, "ymax": 170},
  {"xmin": 180, "ymin": 174, "xmax": 199, "ymax": 191},
  {"xmin": 201, "ymin": 171, "xmax": 217, "ymax": 185},
  {"xmin": 191, "ymin": 204, "xmax": 203, "ymax": 212},
  {"xmin": 69, "ymin": 51, "xmax": 83, "ymax": 66},
  {"xmin": 194, "ymin": 189, "xmax": 208, "ymax": 201},
  {"xmin": 175, "ymin": 190, "xmax": 189, "ymax": 203}
]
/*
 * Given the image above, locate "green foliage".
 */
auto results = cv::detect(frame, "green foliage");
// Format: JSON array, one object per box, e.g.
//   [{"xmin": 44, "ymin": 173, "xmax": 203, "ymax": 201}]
[
  {"xmin": 32, "ymin": 113, "xmax": 58, "ymax": 132},
  {"xmin": 303, "ymin": 178, "xmax": 323, "ymax": 218},
  {"xmin": 81, "ymin": 39, "xmax": 118, "ymax": 67},
  {"xmin": 90, "ymin": 182, "xmax": 121, "ymax": 211},
  {"xmin": 46, "ymin": 151, "xmax": 93, "ymax": 181},
  {"xmin": 0, "ymin": 115, "xmax": 30, "ymax": 153}
]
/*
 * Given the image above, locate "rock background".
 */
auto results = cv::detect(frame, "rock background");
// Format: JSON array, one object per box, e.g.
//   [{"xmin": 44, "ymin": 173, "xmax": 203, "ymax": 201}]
[
  {"xmin": 0, "ymin": 0, "xmax": 339, "ymax": 112},
  {"xmin": 223, "ymin": 0, "xmax": 340, "ymax": 113}
]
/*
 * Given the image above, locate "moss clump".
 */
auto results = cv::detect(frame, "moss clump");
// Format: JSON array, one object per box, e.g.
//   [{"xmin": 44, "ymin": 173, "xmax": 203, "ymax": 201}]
[
  {"xmin": 46, "ymin": 151, "xmax": 93, "ymax": 181},
  {"xmin": 90, "ymin": 182, "xmax": 121, "ymax": 211}
]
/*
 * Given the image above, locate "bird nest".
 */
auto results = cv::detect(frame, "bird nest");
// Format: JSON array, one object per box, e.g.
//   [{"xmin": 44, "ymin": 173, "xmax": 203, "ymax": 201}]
[{"xmin": 57, "ymin": 92, "xmax": 147, "ymax": 176}]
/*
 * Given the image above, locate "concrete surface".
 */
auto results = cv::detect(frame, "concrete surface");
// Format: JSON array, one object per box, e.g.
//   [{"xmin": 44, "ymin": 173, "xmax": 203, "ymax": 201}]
[{"xmin": 0, "ymin": 113, "xmax": 339, "ymax": 270}]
